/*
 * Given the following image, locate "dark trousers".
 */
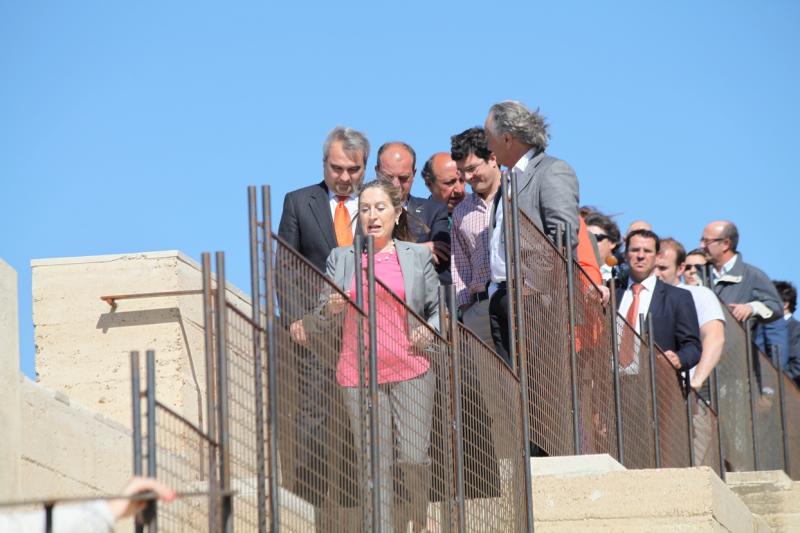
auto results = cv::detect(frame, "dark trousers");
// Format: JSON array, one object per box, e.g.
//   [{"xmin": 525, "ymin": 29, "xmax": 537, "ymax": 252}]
[{"xmin": 488, "ymin": 283, "xmax": 511, "ymax": 368}]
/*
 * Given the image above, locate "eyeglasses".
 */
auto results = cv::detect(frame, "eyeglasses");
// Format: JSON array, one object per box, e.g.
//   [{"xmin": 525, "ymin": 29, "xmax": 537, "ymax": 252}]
[
  {"xmin": 456, "ymin": 160, "xmax": 485, "ymax": 178},
  {"xmin": 699, "ymin": 237, "xmax": 724, "ymax": 245},
  {"xmin": 591, "ymin": 233, "xmax": 610, "ymax": 242},
  {"xmin": 684, "ymin": 263, "xmax": 704, "ymax": 271}
]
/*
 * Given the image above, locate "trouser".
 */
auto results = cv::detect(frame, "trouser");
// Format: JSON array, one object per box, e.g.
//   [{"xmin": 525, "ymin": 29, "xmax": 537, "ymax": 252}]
[
  {"xmin": 342, "ymin": 370, "xmax": 436, "ymax": 532},
  {"xmin": 488, "ymin": 284, "xmax": 511, "ymax": 367},
  {"xmin": 462, "ymin": 298, "xmax": 493, "ymax": 347}
]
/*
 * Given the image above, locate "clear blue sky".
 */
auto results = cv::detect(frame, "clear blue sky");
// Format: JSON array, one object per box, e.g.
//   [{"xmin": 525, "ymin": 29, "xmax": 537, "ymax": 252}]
[{"xmin": 2, "ymin": 1, "xmax": 798, "ymax": 378}]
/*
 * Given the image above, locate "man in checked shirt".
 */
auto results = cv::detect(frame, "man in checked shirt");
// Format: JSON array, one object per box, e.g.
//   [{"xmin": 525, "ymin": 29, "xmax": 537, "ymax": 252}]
[{"xmin": 450, "ymin": 127, "xmax": 502, "ymax": 346}]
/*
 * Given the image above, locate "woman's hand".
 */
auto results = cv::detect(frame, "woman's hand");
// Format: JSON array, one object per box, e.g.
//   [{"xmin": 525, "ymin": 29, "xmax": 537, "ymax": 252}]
[
  {"xmin": 409, "ymin": 324, "xmax": 433, "ymax": 350},
  {"xmin": 325, "ymin": 293, "xmax": 347, "ymax": 316}
]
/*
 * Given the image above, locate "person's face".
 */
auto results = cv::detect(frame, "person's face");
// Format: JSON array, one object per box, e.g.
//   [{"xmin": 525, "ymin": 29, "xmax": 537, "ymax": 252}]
[
  {"xmin": 587, "ymin": 224, "xmax": 614, "ymax": 264},
  {"xmin": 323, "ymin": 141, "xmax": 365, "ymax": 196},
  {"xmin": 483, "ymin": 115, "xmax": 512, "ymax": 167},
  {"xmin": 626, "ymin": 235, "xmax": 658, "ymax": 282},
  {"xmin": 655, "ymin": 248, "xmax": 681, "ymax": 286},
  {"xmin": 457, "ymin": 152, "xmax": 499, "ymax": 198},
  {"xmin": 377, "ymin": 148, "xmax": 415, "ymax": 201},
  {"xmin": 700, "ymin": 224, "xmax": 727, "ymax": 263},
  {"xmin": 358, "ymin": 187, "xmax": 399, "ymax": 247},
  {"xmin": 683, "ymin": 253, "xmax": 707, "ymax": 286},
  {"xmin": 428, "ymin": 158, "xmax": 465, "ymax": 213}
]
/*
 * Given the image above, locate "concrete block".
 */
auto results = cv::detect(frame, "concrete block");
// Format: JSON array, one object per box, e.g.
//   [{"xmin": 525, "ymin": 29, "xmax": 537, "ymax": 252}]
[
  {"xmin": 0, "ymin": 258, "xmax": 22, "ymax": 499},
  {"xmin": 727, "ymin": 470, "xmax": 800, "ymax": 532},
  {"xmin": 532, "ymin": 453, "xmax": 626, "ymax": 478}
]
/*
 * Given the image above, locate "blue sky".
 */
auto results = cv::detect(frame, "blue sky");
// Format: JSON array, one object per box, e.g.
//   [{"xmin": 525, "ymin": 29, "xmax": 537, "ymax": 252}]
[{"xmin": 2, "ymin": 1, "xmax": 798, "ymax": 378}]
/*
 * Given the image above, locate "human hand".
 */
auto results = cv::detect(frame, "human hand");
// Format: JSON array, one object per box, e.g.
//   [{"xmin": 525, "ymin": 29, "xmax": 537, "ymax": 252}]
[
  {"xmin": 422, "ymin": 241, "xmax": 450, "ymax": 265},
  {"xmin": 290, "ymin": 319, "xmax": 309, "ymax": 347},
  {"xmin": 326, "ymin": 293, "xmax": 347, "ymax": 316},
  {"xmin": 728, "ymin": 303, "xmax": 753, "ymax": 322},
  {"xmin": 596, "ymin": 285, "xmax": 610, "ymax": 305},
  {"xmin": 108, "ymin": 477, "xmax": 175, "ymax": 521},
  {"xmin": 409, "ymin": 325, "xmax": 433, "ymax": 350},
  {"xmin": 663, "ymin": 350, "xmax": 681, "ymax": 370},
  {"xmin": 690, "ymin": 375, "xmax": 706, "ymax": 391}
]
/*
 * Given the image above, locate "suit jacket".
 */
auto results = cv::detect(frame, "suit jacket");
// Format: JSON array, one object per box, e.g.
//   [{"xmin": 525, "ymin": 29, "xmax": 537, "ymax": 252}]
[
  {"xmin": 713, "ymin": 253, "xmax": 782, "ymax": 324},
  {"xmin": 616, "ymin": 279, "xmax": 702, "ymax": 370},
  {"xmin": 406, "ymin": 195, "xmax": 451, "ymax": 285},
  {"xmin": 278, "ymin": 181, "xmax": 340, "ymax": 274},
  {"xmin": 323, "ymin": 239, "xmax": 440, "ymax": 331},
  {"xmin": 511, "ymin": 151, "xmax": 580, "ymax": 249}
]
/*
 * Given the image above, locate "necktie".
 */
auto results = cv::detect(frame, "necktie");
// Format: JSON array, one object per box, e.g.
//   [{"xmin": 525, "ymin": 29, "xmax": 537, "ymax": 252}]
[
  {"xmin": 620, "ymin": 283, "xmax": 643, "ymax": 367},
  {"xmin": 334, "ymin": 196, "xmax": 353, "ymax": 247}
]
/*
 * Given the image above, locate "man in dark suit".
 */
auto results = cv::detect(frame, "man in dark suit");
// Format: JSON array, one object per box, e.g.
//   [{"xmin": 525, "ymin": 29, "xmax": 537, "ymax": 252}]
[
  {"xmin": 482, "ymin": 100, "xmax": 580, "ymax": 364},
  {"xmin": 616, "ymin": 229, "xmax": 702, "ymax": 371},
  {"xmin": 277, "ymin": 125, "xmax": 369, "ymax": 528},
  {"xmin": 375, "ymin": 141, "xmax": 451, "ymax": 285}
]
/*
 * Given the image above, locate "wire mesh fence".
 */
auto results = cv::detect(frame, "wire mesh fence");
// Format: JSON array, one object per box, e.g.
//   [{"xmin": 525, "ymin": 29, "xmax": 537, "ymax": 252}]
[
  {"xmin": 783, "ymin": 375, "xmax": 800, "ymax": 479},
  {"xmin": 752, "ymin": 351, "xmax": 786, "ymax": 472},
  {"xmin": 653, "ymin": 348, "xmax": 691, "ymax": 468}
]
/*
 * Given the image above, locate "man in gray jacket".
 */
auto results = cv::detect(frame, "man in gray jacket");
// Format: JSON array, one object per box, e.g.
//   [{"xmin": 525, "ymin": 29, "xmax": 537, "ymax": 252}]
[{"xmin": 701, "ymin": 220, "xmax": 782, "ymax": 325}]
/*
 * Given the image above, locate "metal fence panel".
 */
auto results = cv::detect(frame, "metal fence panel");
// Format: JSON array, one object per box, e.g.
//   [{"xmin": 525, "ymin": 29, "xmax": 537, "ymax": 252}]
[
  {"xmin": 753, "ymin": 351, "xmax": 786, "ymax": 472},
  {"xmin": 458, "ymin": 327, "xmax": 528, "ymax": 532},
  {"xmin": 691, "ymin": 391, "xmax": 722, "ymax": 476},
  {"xmin": 716, "ymin": 312, "xmax": 756, "ymax": 471},
  {"xmin": 783, "ymin": 376, "xmax": 800, "ymax": 480},
  {"xmin": 653, "ymin": 350, "xmax": 691, "ymax": 468}
]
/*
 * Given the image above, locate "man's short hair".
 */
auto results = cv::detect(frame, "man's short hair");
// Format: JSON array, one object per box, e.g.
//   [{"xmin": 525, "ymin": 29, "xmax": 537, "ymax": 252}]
[
  {"xmin": 625, "ymin": 228, "xmax": 660, "ymax": 253},
  {"xmin": 774, "ymin": 280, "xmax": 797, "ymax": 314},
  {"xmin": 376, "ymin": 141, "xmax": 416, "ymax": 171},
  {"xmin": 487, "ymin": 100, "xmax": 550, "ymax": 152},
  {"xmin": 450, "ymin": 127, "xmax": 492, "ymax": 162},
  {"xmin": 583, "ymin": 211, "xmax": 621, "ymax": 247},
  {"xmin": 721, "ymin": 221, "xmax": 739, "ymax": 252},
  {"xmin": 322, "ymin": 126, "xmax": 370, "ymax": 165},
  {"xmin": 686, "ymin": 248, "xmax": 706, "ymax": 258},
  {"xmin": 659, "ymin": 237, "xmax": 686, "ymax": 267},
  {"xmin": 421, "ymin": 155, "xmax": 437, "ymax": 186}
]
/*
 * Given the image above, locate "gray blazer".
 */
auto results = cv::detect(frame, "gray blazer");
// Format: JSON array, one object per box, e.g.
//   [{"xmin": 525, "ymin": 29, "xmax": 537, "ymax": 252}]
[
  {"xmin": 322, "ymin": 239, "xmax": 440, "ymax": 332},
  {"xmin": 514, "ymin": 151, "xmax": 580, "ymax": 247}
]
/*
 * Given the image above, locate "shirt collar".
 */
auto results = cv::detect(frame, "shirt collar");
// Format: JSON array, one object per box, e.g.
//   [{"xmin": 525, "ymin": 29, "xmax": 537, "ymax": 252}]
[
  {"xmin": 512, "ymin": 148, "xmax": 536, "ymax": 176},
  {"xmin": 714, "ymin": 254, "xmax": 738, "ymax": 278},
  {"xmin": 628, "ymin": 272, "xmax": 657, "ymax": 291},
  {"xmin": 329, "ymin": 189, "xmax": 357, "ymax": 202}
]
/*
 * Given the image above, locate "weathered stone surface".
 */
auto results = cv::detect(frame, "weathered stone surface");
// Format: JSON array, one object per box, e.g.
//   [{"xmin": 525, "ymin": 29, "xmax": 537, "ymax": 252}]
[{"xmin": 727, "ymin": 470, "xmax": 800, "ymax": 533}]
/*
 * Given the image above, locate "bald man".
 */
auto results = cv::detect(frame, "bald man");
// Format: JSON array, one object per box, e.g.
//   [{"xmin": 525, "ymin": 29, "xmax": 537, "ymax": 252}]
[
  {"xmin": 422, "ymin": 152, "xmax": 466, "ymax": 216},
  {"xmin": 377, "ymin": 141, "xmax": 451, "ymax": 284},
  {"xmin": 626, "ymin": 220, "xmax": 652, "ymax": 236}
]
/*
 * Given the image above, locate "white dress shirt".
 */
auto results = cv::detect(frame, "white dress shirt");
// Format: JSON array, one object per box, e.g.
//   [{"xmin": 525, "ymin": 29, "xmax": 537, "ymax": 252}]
[
  {"xmin": 618, "ymin": 273, "xmax": 658, "ymax": 335},
  {"xmin": 489, "ymin": 148, "xmax": 535, "ymax": 292},
  {"xmin": 328, "ymin": 190, "xmax": 358, "ymax": 236}
]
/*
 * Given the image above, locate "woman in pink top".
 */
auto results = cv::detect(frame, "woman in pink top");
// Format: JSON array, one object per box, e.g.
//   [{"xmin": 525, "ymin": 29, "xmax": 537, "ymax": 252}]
[{"xmin": 316, "ymin": 180, "xmax": 439, "ymax": 533}]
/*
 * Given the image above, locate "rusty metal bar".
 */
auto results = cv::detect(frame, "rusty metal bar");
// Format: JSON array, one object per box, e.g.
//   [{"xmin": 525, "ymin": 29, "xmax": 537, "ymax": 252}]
[
  {"xmin": 447, "ymin": 285, "xmax": 467, "ymax": 532},
  {"xmin": 644, "ymin": 314, "xmax": 661, "ymax": 468},
  {"xmin": 744, "ymin": 318, "xmax": 760, "ymax": 470},
  {"xmin": 214, "ymin": 252, "xmax": 233, "ymax": 533},
  {"xmin": 146, "ymin": 349, "xmax": 158, "ymax": 533},
  {"xmin": 100, "ymin": 289, "xmax": 205, "ymax": 308},
  {"xmin": 564, "ymin": 222, "xmax": 581, "ymax": 454},
  {"xmin": 354, "ymin": 234, "xmax": 370, "ymax": 532},
  {"xmin": 130, "ymin": 350, "xmax": 144, "ymax": 533},
  {"xmin": 687, "ymin": 382, "xmax": 696, "ymax": 467},
  {"xmin": 200, "ymin": 253, "xmax": 219, "ymax": 532},
  {"xmin": 608, "ymin": 278, "xmax": 625, "ymax": 464},
  {"xmin": 774, "ymin": 346, "xmax": 791, "ymax": 476},
  {"xmin": 365, "ymin": 235, "xmax": 381, "ymax": 530}
]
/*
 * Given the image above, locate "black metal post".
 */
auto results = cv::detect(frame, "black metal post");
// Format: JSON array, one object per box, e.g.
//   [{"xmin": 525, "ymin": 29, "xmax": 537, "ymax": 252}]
[
  {"xmin": 773, "ymin": 346, "xmax": 791, "ymax": 475},
  {"xmin": 644, "ymin": 314, "xmax": 662, "ymax": 468},
  {"xmin": 247, "ymin": 187, "xmax": 268, "ymax": 533},
  {"xmin": 201, "ymin": 253, "xmax": 219, "ymax": 532},
  {"xmin": 508, "ymin": 170, "xmax": 535, "ymax": 532},
  {"xmin": 608, "ymin": 279, "xmax": 625, "ymax": 464},
  {"xmin": 711, "ymin": 367, "xmax": 725, "ymax": 479},
  {"xmin": 146, "ymin": 350, "xmax": 158, "ymax": 533},
  {"xmin": 130, "ymin": 351, "xmax": 145, "ymax": 533},
  {"xmin": 354, "ymin": 234, "xmax": 370, "ymax": 533},
  {"xmin": 248, "ymin": 187, "xmax": 268, "ymax": 533},
  {"xmin": 447, "ymin": 286, "xmax": 467, "ymax": 532},
  {"xmin": 261, "ymin": 186, "xmax": 281, "ymax": 533},
  {"xmin": 744, "ymin": 319, "xmax": 760, "ymax": 470},
  {"xmin": 687, "ymin": 385, "xmax": 696, "ymax": 467},
  {"xmin": 215, "ymin": 252, "xmax": 233, "ymax": 533},
  {"xmin": 501, "ymin": 170, "xmax": 517, "ymax": 374},
  {"xmin": 365, "ymin": 236, "xmax": 382, "ymax": 530},
  {"xmin": 45, "ymin": 503, "xmax": 53, "ymax": 533},
  {"xmin": 564, "ymin": 222, "xmax": 582, "ymax": 454}
]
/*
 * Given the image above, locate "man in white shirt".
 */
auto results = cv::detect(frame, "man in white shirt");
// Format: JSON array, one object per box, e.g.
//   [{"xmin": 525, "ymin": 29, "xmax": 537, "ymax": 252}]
[
  {"xmin": 482, "ymin": 100, "xmax": 580, "ymax": 365},
  {"xmin": 655, "ymin": 238, "xmax": 725, "ymax": 391}
]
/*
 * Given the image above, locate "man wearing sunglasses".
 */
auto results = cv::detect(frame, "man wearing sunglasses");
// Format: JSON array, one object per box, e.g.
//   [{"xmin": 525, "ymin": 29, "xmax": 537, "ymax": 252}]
[
  {"xmin": 701, "ymin": 220, "xmax": 782, "ymax": 325},
  {"xmin": 682, "ymin": 249, "xmax": 708, "ymax": 286}
]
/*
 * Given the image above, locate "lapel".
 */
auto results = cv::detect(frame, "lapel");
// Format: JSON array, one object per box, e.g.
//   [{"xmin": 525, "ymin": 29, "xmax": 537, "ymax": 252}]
[
  {"xmin": 308, "ymin": 182, "xmax": 338, "ymax": 250},
  {"xmin": 395, "ymin": 240, "xmax": 415, "ymax": 307},
  {"xmin": 515, "ymin": 150, "xmax": 546, "ymax": 197},
  {"xmin": 648, "ymin": 279, "xmax": 666, "ymax": 317},
  {"xmin": 615, "ymin": 285, "xmax": 626, "ymax": 310}
]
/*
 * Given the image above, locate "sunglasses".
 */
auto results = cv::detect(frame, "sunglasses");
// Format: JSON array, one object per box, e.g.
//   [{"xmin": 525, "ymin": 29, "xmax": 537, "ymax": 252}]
[
  {"xmin": 592, "ymin": 233, "xmax": 610, "ymax": 242},
  {"xmin": 684, "ymin": 263, "xmax": 705, "ymax": 271}
]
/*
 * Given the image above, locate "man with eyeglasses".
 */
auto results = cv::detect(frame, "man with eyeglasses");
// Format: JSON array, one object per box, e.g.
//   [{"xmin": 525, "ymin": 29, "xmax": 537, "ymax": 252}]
[
  {"xmin": 449, "ymin": 127, "xmax": 502, "ymax": 345},
  {"xmin": 682, "ymin": 249, "xmax": 709, "ymax": 286},
  {"xmin": 376, "ymin": 141, "xmax": 451, "ymax": 284},
  {"xmin": 421, "ymin": 152, "xmax": 466, "ymax": 219},
  {"xmin": 701, "ymin": 220, "xmax": 782, "ymax": 326}
]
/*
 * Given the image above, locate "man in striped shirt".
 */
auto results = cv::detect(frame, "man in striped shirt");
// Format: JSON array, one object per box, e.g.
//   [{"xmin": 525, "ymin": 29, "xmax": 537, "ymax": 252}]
[{"xmin": 450, "ymin": 127, "xmax": 502, "ymax": 346}]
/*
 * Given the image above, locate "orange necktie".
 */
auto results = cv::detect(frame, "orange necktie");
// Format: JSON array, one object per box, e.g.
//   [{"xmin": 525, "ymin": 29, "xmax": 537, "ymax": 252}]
[
  {"xmin": 620, "ymin": 283, "xmax": 643, "ymax": 367},
  {"xmin": 334, "ymin": 196, "xmax": 353, "ymax": 247}
]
